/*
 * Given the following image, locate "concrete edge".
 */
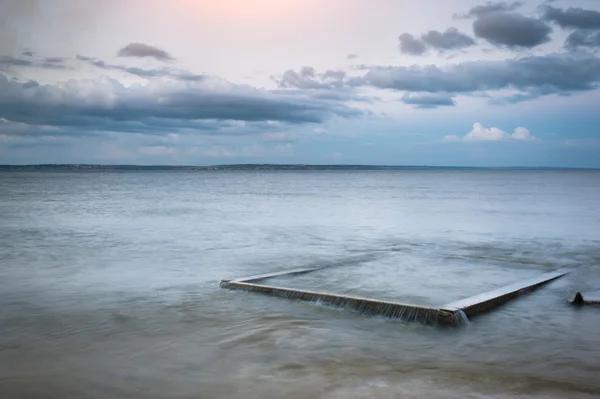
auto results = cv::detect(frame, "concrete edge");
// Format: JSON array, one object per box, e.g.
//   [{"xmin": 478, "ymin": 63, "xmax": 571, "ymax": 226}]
[
  {"xmin": 220, "ymin": 280, "xmax": 460, "ymax": 326},
  {"xmin": 442, "ymin": 269, "xmax": 570, "ymax": 318},
  {"xmin": 228, "ymin": 267, "xmax": 327, "ymax": 283}
]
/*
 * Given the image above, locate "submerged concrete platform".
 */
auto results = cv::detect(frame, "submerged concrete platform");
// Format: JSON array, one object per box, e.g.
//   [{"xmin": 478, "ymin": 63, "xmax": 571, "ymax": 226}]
[
  {"xmin": 220, "ymin": 279, "xmax": 460, "ymax": 325},
  {"xmin": 226, "ymin": 267, "xmax": 328, "ymax": 283},
  {"xmin": 220, "ymin": 266, "xmax": 569, "ymax": 326},
  {"xmin": 442, "ymin": 269, "xmax": 570, "ymax": 318}
]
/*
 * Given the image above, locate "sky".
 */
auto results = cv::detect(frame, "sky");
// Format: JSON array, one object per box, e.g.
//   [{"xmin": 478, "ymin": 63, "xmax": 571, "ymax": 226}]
[{"xmin": 1, "ymin": 0, "xmax": 599, "ymax": 167}]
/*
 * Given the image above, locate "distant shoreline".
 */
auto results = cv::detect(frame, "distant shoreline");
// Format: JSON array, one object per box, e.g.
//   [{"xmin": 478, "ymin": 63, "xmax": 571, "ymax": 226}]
[{"xmin": 0, "ymin": 164, "xmax": 598, "ymax": 171}]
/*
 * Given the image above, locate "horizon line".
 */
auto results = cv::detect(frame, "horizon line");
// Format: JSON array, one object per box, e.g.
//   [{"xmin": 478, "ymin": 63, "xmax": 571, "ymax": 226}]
[{"xmin": 0, "ymin": 163, "xmax": 598, "ymax": 170}]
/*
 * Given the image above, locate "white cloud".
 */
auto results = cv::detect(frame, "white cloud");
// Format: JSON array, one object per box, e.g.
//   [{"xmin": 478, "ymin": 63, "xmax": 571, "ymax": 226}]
[
  {"xmin": 511, "ymin": 126, "xmax": 534, "ymax": 141},
  {"xmin": 443, "ymin": 123, "xmax": 536, "ymax": 142}
]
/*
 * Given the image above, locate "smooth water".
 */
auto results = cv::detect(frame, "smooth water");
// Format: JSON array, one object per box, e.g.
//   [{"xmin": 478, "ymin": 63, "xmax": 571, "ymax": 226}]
[{"xmin": 1, "ymin": 170, "xmax": 599, "ymax": 398}]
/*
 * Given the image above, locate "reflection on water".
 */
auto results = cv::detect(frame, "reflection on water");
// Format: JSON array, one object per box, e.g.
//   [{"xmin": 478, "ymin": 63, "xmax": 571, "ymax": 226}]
[{"xmin": 1, "ymin": 170, "xmax": 600, "ymax": 398}]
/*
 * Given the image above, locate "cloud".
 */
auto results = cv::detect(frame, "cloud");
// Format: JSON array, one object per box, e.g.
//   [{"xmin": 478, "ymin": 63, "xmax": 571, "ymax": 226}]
[
  {"xmin": 457, "ymin": 1, "xmax": 524, "ymax": 18},
  {"xmin": 473, "ymin": 12, "xmax": 552, "ymax": 48},
  {"xmin": 277, "ymin": 67, "xmax": 346, "ymax": 90},
  {"xmin": 44, "ymin": 57, "xmax": 65, "ymax": 63},
  {"xmin": 0, "ymin": 54, "xmax": 71, "ymax": 71},
  {"xmin": 0, "ymin": 72, "xmax": 362, "ymax": 140},
  {"xmin": 565, "ymin": 30, "xmax": 600, "ymax": 49},
  {"xmin": 274, "ymin": 68, "xmax": 377, "ymax": 104},
  {"xmin": 398, "ymin": 33, "xmax": 427, "ymax": 55},
  {"xmin": 117, "ymin": 42, "xmax": 173, "ymax": 61},
  {"xmin": 0, "ymin": 118, "xmax": 77, "ymax": 140},
  {"xmin": 541, "ymin": 5, "xmax": 600, "ymax": 30},
  {"xmin": 356, "ymin": 52, "xmax": 600, "ymax": 101},
  {"xmin": 0, "ymin": 55, "xmax": 31, "ymax": 68},
  {"xmin": 301, "ymin": 66, "xmax": 316, "ymax": 77},
  {"xmin": 421, "ymin": 28, "xmax": 476, "ymax": 51},
  {"xmin": 443, "ymin": 123, "xmax": 536, "ymax": 142},
  {"xmin": 347, "ymin": 54, "xmax": 359, "ymax": 60},
  {"xmin": 323, "ymin": 70, "xmax": 346, "ymax": 80},
  {"xmin": 401, "ymin": 92, "xmax": 456, "ymax": 108},
  {"xmin": 397, "ymin": 28, "xmax": 475, "ymax": 56},
  {"xmin": 77, "ymin": 55, "xmax": 205, "ymax": 81},
  {"xmin": 276, "ymin": 67, "xmax": 354, "ymax": 95}
]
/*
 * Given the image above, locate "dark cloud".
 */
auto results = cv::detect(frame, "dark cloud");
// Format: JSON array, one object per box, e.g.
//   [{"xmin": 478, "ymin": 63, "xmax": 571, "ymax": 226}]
[
  {"xmin": 541, "ymin": 5, "xmax": 600, "ymax": 30},
  {"xmin": 39, "ymin": 56, "xmax": 70, "ymax": 70},
  {"xmin": 44, "ymin": 57, "xmax": 65, "ymax": 63},
  {"xmin": 117, "ymin": 42, "xmax": 173, "ymax": 61},
  {"xmin": 38, "ymin": 62, "xmax": 70, "ymax": 70},
  {"xmin": 0, "ymin": 55, "xmax": 32, "ymax": 68},
  {"xmin": 77, "ymin": 55, "xmax": 205, "ymax": 81},
  {"xmin": 355, "ymin": 52, "xmax": 600, "ymax": 101},
  {"xmin": 277, "ymin": 68, "xmax": 346, "ymax": 90},
  {"xmin": 473, "ymin": 12, "xmax": 552, "ymax": 48},
  {"xmin": 0, "ymin": 72, "xmax": 361, "ymax": 139},
  {"xmin": 22, "ymin": 50, "xmax": 34, "ymax": 57},
  {"xmin": 397, "ymin": 28, "xmax": 475, "ymax": 55},
  {"xmin": 457, "ymin": 1, "xmax": 524, "ymax": 18},
  {"xmin": 565, "ymin": 30, "xmax": 600, "ymax": 49},
  {"xmin": 0, "ymin": 117, "xmax": 107, "ymax": 140},
  {"xmin": 280, "ymin": 51, "xmax": 600, "ymax": 104},
  {"xmin": 398, "ymin": 33, "xmax": 427, "ymax": 55},
  {"xmin": 401, "ymin": 93, "xmax": 456, "ymax": 108},
  {"xmin": 0, "ymin": 54, "xmax": 71, "ymax": 71},
  {"xmin": 78, "ymin": 55, "xmax": 168, "ymax": 77},
  {"xmin": 300, "ymin": 66, "xmax": 315, "ymax": 77},
  {"xmin": 421, "ymin": 28, "xmax": 476, "ymax": 50},
  {"xmin": 322, "ymin": 70, "xmax": 346, "ymax": 80},
  {"xmin": 347, "ymin": 54, "xmax": 359, "ymax": 60},
  {"xmin": 274, "ymin": 68, "xmax": 376, "ymax": 102},
  {"xmin": 278, "ymin": 70, "xmax": 333, "ymax": 90}
]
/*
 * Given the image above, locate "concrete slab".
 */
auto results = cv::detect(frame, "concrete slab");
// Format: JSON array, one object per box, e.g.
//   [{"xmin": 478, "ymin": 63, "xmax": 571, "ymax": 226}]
[
  {"xmin": 220, "ymin": 265, "xmax": 570, "ymax": 327},
  {"xmin": 220, "ymin": 280, "xmax": 460, "ymax": 326},
  {"xmin": 223, "ymin": 267, "xmax": 327, "ymax": 283},
  {"xmin": 442, "ymin": 269, "xmax": 570, "ymax": 318},
  {"xmin": 584, "ymin": 291, "xmax": 600, "ymax": 303}
]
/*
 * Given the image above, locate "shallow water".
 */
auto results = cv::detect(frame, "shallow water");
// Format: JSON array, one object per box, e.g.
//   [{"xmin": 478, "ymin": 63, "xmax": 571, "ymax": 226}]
[{"xmin": 1, "ymin": 170, "xmax": 599, "ymax": 398}]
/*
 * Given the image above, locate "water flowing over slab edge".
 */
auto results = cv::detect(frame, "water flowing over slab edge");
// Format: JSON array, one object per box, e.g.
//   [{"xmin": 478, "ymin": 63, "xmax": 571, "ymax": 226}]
[
  {"xmin": 220, "ymin": 280, "xmax": 460, "ymax": 326},
  {"xmin": 220, "ymin": 267, "xmax": 570, "ymax": 327}
]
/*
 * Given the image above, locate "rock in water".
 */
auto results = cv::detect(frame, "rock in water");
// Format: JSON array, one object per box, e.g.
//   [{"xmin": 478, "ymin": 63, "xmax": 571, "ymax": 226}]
[
  {"xmin": 570, "ymin": 291, "xmax": 600, "ymax": 305},
  {"xmin": 570, "ymin": 292, "xmax": 585, "ymax": 305}
]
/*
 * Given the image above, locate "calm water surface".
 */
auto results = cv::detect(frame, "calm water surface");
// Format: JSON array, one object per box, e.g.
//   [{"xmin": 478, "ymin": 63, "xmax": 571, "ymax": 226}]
[{"xmin": 1, "ymin": 170, "xmax": 599, "ymax": 398}]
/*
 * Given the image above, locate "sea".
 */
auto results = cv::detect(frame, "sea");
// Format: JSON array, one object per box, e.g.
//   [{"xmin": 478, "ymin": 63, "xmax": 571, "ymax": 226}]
[{"xmin": 1, "ymin": 168, "xmax": 599, "ymax": 399}]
